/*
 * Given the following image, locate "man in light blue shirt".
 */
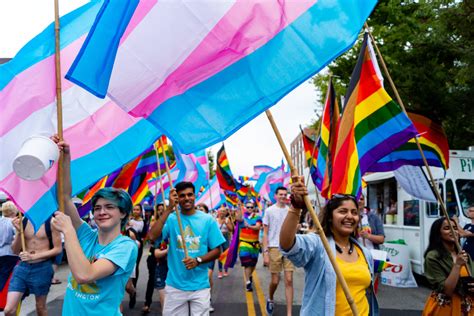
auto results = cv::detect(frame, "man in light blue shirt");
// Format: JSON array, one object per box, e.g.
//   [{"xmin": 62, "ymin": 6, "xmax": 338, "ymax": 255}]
[{"xmin": 149, "ymin": 181, "xmax": 225, "ymax": 315}]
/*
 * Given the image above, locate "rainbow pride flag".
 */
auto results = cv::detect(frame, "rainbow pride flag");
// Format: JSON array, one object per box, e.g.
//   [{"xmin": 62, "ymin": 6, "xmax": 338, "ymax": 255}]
[
  {"xmin": 67, "ymin": 0, "xmax": 378, "ymax": 154},
  {"xmin": 315, "ymin": 79, "xmax": 340, "ymax": 198},
  {"xmin": 370, "ymin": 112, "xmax": 450, "ymax": 171},
  {"xmin": 216, "ymin": 144, "xmax": 237, "ymax": 192},
  {"xmin": 0, "ymin": 2, "xmax": 162, "ymax": 230},
  {"xmin": 330, "ymin": 33, "xmax": 418, "ymax": 197},
  {"xmin": 301, "ymin": 128, "xmax": 319, "ymax": 190}
]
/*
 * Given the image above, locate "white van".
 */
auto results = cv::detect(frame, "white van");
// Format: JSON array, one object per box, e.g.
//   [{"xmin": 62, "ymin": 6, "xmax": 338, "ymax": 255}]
[{"xmin": 363, "ymin": 150, "xmax": 474, "ymax": 275}]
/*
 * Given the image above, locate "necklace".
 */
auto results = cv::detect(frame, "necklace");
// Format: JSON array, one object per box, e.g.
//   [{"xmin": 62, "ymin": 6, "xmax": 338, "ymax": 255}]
[{"xmin": 335, "ymin": 241, "xmax": 354, "ymax": 255}]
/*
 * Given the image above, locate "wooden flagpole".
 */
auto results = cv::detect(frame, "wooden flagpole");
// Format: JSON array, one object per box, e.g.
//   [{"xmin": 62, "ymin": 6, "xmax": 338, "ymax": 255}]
[
  {"xmin": 265, "ymin": 110, "xmax": 358, "ymax": 315},
  {"xmin": 364, "ymin": 23, "xmax": 464, "ymax": 256},
  {"xmin": 159, "ymin": 137, "xmax": 188, "ymax": 257},
  {"xmin": 54, "ymin": 0, "xmax": 65, "ymax": 213},
  {"xmin": 154, "ymin": 142, "xmax": 167, "ymax": 219}
]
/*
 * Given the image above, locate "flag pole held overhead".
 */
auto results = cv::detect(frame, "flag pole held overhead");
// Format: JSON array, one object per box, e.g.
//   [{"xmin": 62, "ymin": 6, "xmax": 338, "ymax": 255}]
[
  {"xmin": 154, "ymin": 142, "xmax": 167, "ymax": 219},
  {"xmin": 265, "ymin": 109, "xmax": 359, "ymax": 316},
  {"xmin": 54, "ymin": 0, "xmax": 65, "ymax": 214},
  {"xmin": 364, "ymin": 23, "xmax": 464, "ymax": 258},
  {"xmin": 159, "ymin": 137, "xmax": 188, "ymax": 258}
]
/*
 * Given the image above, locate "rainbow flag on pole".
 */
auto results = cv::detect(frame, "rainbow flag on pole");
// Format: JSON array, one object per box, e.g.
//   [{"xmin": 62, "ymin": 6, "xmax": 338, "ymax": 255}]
[
  {"xmin": 66, "ymin": 0, "xmax": 378, "ymax": 154},
  {"xmin": 330, "ymin": 33, "xmax": 418, "ymax": 197},
  {"xmin": 315, "ymin": 79, "xmax": 340, "ymax": 198},
  {"xmin": 370, "ymin": 112, "xmax": 449, "ymax": 171}
]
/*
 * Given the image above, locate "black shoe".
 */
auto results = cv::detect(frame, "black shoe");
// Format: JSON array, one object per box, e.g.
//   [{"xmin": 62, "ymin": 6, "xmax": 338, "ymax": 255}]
[
  {"xmin": 246, "ymin": 280, "xmax": 253, "ymax": 292},
  {"xmin": 129, "ymin": 292, "xmax": 136, "ymax": 309}
]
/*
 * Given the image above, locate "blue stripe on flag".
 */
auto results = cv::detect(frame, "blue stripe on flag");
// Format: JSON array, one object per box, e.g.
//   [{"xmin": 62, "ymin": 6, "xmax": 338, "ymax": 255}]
[{"xmin": 66, "ymin": 0, "xmax": 139, "ymax": 98}]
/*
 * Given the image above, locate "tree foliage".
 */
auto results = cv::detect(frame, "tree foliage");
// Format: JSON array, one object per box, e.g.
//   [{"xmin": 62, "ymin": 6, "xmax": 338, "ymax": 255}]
[
  {"xmin": 312, "ymin": 0, "xmax": 474, "ymax": 149},
  {"xmin": 207, "ymin": 149, "xmax": 216, "ymax": 179}
]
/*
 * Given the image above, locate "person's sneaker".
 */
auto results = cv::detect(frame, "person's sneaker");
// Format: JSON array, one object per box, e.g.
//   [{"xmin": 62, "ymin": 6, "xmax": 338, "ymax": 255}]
[
  {"xmin": 218, "ymin": 272, "xmax": 223, "ymax": 279},
  {"xmin": 266, "ymin": 299, "xmax": 274, "ymax": 316},
  {"xmin": 246, "ymin": 280, "xmax": 253, "ymax": 292},
  {"xmin": 223, "ymin": 271, "xmax": 229, "ymax": 277},
  {"xmin": 209, "ymin": 299, "xmax": 215, "ymax": 313}
]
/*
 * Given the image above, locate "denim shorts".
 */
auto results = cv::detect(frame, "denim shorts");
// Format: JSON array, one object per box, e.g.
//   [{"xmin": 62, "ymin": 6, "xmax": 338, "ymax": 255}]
[
  {"xmin": 155, "ymin": 262, "xmax": 168, "ymax": 290},
  {"xmin": 8, "ymin": 260, "xmax": 54, "ymax": 296}
]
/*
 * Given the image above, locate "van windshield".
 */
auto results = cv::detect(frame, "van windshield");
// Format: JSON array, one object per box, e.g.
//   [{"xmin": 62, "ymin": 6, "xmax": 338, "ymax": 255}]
[{"xmin": 457, "ymin": 179, "xmax": 474, "ymax": 217}]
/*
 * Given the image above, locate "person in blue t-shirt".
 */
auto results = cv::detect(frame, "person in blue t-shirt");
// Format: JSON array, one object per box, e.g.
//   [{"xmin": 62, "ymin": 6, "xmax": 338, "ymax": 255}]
[
  {"xmin": 148, "ymin": 181, "xmax": 225, "ymax": 315},
  {"xmin": 50, "ymin": 136, "xmax": 138, "ymax": 316}
]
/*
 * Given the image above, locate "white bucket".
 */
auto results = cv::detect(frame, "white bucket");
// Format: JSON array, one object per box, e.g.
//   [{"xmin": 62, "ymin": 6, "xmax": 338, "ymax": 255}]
[{"xmin": 12, "ymin": 136, "xmax": 59, "ymax": 181}]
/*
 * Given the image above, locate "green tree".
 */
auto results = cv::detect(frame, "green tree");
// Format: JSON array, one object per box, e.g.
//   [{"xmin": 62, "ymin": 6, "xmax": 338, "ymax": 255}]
[
  {"xmin": 207, "ymin": 149, "xmax": 216, "ymax": 179},
  {"xmin": 312, "ymin": 0, "xmax": 474, "ymax": 149}
]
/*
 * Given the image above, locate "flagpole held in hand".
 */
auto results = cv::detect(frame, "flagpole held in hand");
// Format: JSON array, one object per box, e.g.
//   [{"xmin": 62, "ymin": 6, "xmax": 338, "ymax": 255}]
[
  {"xmin": 159, "ymin": 137, "xmax": 189, "ymax": 258},
  {"xmin": 154, "ymin": 142, "xmax": 167, "ymax": 219},
  {"xmin": 364, "ymin": 23, "xmax": 465, "ymax": 264},
  {"xmin": 54, "ymin": 0, "xmax": 65, "ymax": 214},
  {"xmin": 265, "ymin": 109, "xmax": 359, "ymax": 316}
]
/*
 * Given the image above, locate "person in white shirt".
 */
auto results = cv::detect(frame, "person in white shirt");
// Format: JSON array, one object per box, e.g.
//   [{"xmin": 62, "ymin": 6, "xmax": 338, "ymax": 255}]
[{"xmin": 262, "ymin": 187, "xmax": 295, "ymax": 316}]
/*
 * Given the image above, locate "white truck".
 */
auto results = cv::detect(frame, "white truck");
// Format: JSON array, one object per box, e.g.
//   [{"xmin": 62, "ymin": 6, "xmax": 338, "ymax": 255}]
[{"xmin": 363, "ymin": 150, "xmax": 474, "ymax": 275}]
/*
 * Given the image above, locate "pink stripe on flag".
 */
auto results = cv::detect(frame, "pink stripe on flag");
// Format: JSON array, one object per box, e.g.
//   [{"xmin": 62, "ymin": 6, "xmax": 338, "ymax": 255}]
[
  {"xmin": 0, "ymin": 36, "xmax": 86, "ymax": 136},
  {"xmin": 130, "ymin": 0, "xmax": 316, "ymax": 116},
  {"xmin": 0, "ymin": 102, "xmax": 139, "ymax": 212},
  {"xmin": 119, "ymin": 0, "xmax": 157, "ymax": 45}
]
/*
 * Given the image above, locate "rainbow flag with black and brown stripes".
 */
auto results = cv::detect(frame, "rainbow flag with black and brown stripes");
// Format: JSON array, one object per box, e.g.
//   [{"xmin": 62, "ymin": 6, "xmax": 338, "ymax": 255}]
[
  {"xmin": 301, "ymin": 128, "xmax": 318, "ymax": 186},
  {"xmin": 330, "ymin": 33, "xmax": 418, "ymax": 197},
  {"xmin": 315, "ymin": 78, "xmax": 340, "ymax": 198},
  {"xmin": 216, "ymin": 144, "xmax": 238, "ymax": 192}
]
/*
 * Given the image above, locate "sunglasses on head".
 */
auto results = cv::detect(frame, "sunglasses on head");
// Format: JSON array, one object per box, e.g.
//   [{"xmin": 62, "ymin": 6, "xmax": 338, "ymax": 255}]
[{"xmin": 330, "ymin": 193, "xmax": 358, "ymax": 203}]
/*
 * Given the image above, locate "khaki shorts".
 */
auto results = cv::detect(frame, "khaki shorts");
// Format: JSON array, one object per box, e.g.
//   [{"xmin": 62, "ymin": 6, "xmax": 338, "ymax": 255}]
[{"xmin": 268, "ymin": 247, "xmax": 294, "ymax": 273}]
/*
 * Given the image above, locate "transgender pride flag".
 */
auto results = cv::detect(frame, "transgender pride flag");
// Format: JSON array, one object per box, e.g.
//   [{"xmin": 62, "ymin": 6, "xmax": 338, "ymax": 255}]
[
  {"xmin": 67, "ymin": 0, "xmax": 378, "ymax": 154},
  {"xmin": 0, "ymin": 2, "xmax": 161, "ymax": 230}
]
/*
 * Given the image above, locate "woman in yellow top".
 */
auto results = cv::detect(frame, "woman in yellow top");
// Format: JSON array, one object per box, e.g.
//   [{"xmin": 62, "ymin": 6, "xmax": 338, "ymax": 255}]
[
  {"xmin": 423, "ymin": 217, "xmax": 474, "ymax": 315},
  {"xmin": 280, "ymin": 176, "xmax": 378, "ymax": 316}
]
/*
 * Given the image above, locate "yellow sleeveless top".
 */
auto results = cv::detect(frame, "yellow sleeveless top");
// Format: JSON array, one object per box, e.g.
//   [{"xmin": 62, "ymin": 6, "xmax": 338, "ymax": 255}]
[{"xmin": 335, "ymin": 246, "xmax": 371, "ymax": 316}]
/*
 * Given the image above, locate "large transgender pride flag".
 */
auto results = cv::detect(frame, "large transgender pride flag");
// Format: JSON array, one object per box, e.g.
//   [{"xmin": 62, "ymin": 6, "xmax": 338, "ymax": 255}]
[
  {"xmin": 0, "ymin": 1, "xmax": 161, "ymax": 230},
  {"xmin": 68, "ymin": 0, "xmax": 378, "ymax": 154}
]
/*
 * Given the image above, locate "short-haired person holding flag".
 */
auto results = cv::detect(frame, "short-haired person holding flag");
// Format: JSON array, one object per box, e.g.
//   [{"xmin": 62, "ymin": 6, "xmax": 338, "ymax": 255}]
[
  {"xmin": 280, "ymin": 176, "xmax": 379, "ymax": 316},
  {"xmin": 148, "ymin": 181, "xmax": 225, "ymax": 315},
  {"xmin": 50, "ymin": 136, "xmax": 138, "ymax": 316}
]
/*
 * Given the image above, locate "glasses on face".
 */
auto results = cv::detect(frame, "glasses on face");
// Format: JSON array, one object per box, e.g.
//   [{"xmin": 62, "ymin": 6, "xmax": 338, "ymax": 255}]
[
  {"xmin": 246, "ymin": 206, "xmax": 254, "ymax": 209},
  {"xmin": 93, "ymin": 204, "xmax": 119, "ymax": 213}
]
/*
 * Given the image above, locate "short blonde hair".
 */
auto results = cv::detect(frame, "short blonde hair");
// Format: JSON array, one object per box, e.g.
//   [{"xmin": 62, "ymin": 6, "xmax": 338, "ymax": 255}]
[{"xmin": 2, "ymin": 201, "xmax": 18, "ymax": 218}]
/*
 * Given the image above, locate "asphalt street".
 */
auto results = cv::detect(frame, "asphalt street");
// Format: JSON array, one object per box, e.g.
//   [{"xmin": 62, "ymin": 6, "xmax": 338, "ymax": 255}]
[{"xmin": 9, "ymin": 246, "xmax": 430, "ymax": 316}]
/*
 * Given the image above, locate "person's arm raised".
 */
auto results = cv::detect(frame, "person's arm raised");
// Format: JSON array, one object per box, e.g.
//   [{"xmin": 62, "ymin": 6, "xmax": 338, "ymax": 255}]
[
  {"xmin": 52, "ymin": 135, "xmax": 82, "ymax": 230},
  {"xmin": 280, "ymin": 176, "xmax": 307, "ymax": 251},
  {"xmin": 148, "ymin": 189, "xmax": 177, "ymax": 241}
]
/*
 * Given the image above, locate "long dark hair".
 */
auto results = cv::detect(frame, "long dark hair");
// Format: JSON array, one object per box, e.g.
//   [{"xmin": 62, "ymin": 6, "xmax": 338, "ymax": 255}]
[
  {"xmin": 319, "ymin": 195, "xmax": 358, "ymax": 237},
  {"xmin": 424, "ymin": 217, "xmax": 457, "ymax": 258}
]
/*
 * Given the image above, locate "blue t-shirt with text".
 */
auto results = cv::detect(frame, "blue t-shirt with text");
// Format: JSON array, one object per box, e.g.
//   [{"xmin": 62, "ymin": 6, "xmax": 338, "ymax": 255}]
[
  {"xmin": 62, "ymin": 223, "xmax": 138, "ymax": 316},
  {"xmin": 162, "ymin": 211, "xmax": 225, "ymax": 291}
]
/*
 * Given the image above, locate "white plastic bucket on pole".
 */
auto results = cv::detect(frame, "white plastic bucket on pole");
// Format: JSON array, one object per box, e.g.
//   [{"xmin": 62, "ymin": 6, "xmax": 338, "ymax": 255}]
[{"xmin": 12, "ymin": 136, "xmax": 59, "ymax": 181}]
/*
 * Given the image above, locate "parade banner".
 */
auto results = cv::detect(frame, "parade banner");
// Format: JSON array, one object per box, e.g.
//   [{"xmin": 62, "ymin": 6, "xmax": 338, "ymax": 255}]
[{"xmin": 380, "ymin": 240, "xmax": 418, "ymax": 288}]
